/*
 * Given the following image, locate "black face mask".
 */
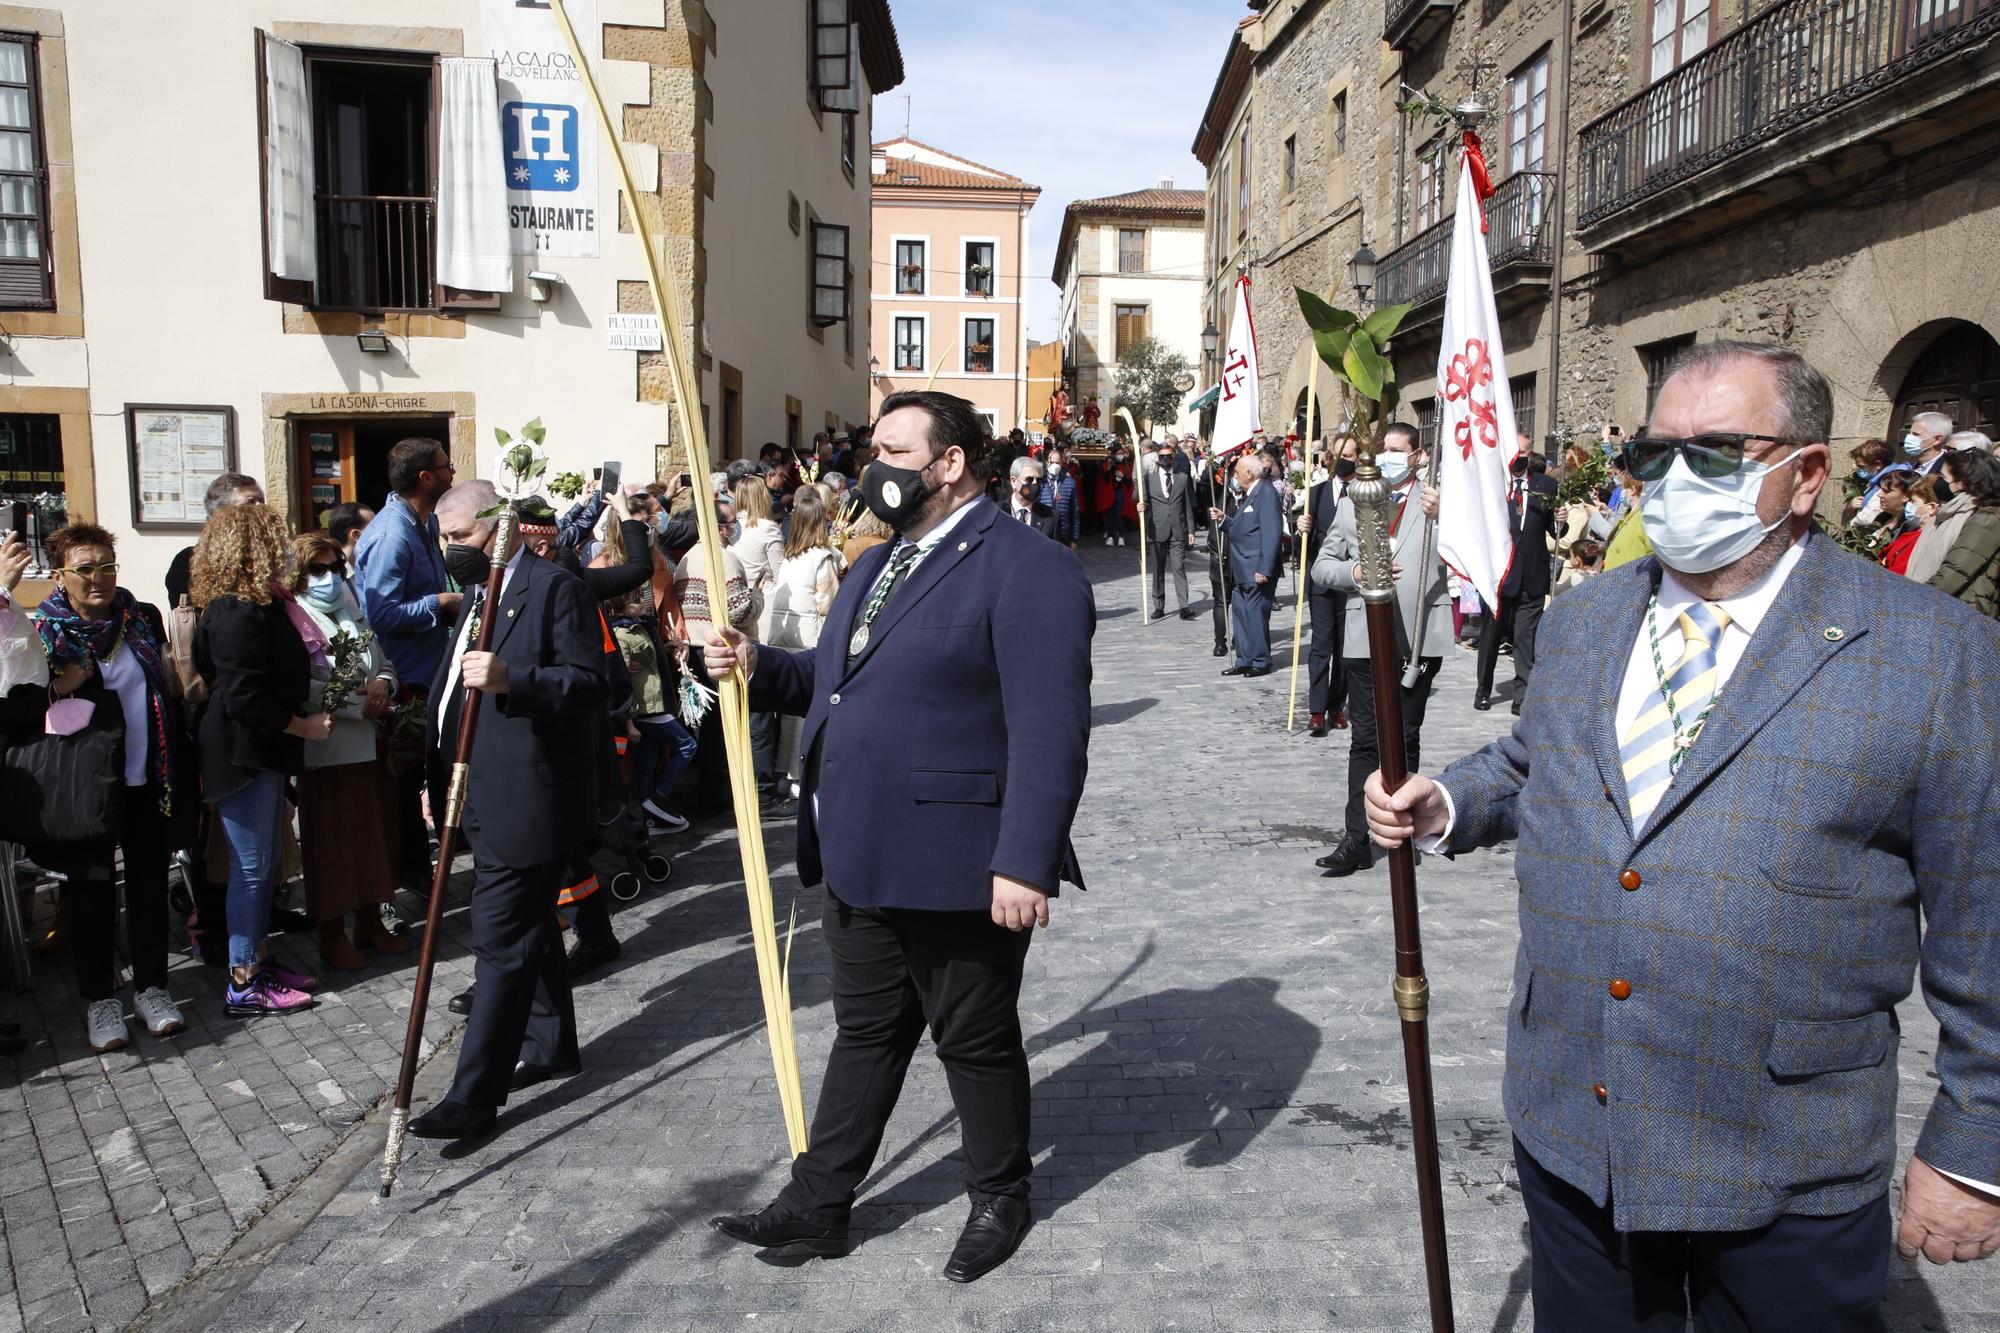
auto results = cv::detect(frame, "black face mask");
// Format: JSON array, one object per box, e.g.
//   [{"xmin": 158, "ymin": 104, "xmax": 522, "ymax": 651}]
[
  {"xmin": 861, "ymin": 457, "xmax": 938, "ymax": 531},
  {"xmin": 1936, "ymin": 477, "xmax": 1957, "ymax": 505},
  {"xmin": 1334, "ymin": 458, "xmax": 1357, "ymax": 480},
  {"xmin": 444, "ymin": 543, "xmax": 491, "ymax": 589},
  {"xmin": 1017, "ymin": 479, "xmax": 1040, "ymax": 499},
  {"xmin": 1511, "ymin": 457, "xmax": 1529, "ymax": 475}
]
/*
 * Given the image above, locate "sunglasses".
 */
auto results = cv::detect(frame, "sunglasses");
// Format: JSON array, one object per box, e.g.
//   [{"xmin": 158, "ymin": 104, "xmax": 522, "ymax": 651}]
[
  {"xmin": 1619, "ymin": 433, "xmax": 1800, "ymax": 482},
  {"xmin": 60, "ymin": 562, "xmax": 119, "ymax": 581},
  {"xmin": 306, "ymin": 561, "xmax": 342, "ymax": 577}
]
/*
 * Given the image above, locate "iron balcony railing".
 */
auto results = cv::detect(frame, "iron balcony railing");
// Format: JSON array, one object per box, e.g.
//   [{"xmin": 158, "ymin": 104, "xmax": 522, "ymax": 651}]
[
  {"xmin": 1376, "ymin": 171, "xmax": 1557, "ymax": 313},
  {"xmin": 1577, "ymin": 0, "xmax": 2000, "ymax": 227},
  {"xmin": 1384, "ymin": 0, "xmax": 1451, "ymax": 47},
  {"xmin": 315, "ymin": 194, "xmax": 436, "ymax": 311}
]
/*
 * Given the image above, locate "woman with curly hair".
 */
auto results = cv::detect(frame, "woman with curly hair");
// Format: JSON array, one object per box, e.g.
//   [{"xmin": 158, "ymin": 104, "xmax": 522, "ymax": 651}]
[
  {"xmin": 191, "ymin": 504, "xmax": 333, "ymax": 1015},
  {"xmin": 288, "ymin": 530, "xmax": 407, "ymax": 970},
  {"xmin": 28, "ymin": 523, "xmax": 192, "ymax": 1051}
]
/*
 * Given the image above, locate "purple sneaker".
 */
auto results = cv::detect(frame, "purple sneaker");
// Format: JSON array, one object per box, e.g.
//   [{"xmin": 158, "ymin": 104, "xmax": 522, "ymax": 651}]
[
  {"xmin": 225, "ymin": 974, "xmax": 317, "ymax": 1016},
  {"xmin": 262, "ymin": 963, "xmax": 320, "ymax": 994}
]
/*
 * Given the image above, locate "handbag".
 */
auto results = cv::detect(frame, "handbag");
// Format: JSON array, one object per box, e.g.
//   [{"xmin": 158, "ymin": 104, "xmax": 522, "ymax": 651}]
[
  {"xmin": 0, "ymin": 688, "xmax": 125, "ymax": 847},
  {"xmin": 166, "ymin": 594, "xmax": 208, "ymax": 706}
]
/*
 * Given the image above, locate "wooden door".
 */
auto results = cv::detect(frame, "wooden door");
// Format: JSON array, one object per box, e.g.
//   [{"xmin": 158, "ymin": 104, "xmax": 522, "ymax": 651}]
[{"xmin": 1892, "ymin": 322, "xmax": 2000, "ymax": 439}]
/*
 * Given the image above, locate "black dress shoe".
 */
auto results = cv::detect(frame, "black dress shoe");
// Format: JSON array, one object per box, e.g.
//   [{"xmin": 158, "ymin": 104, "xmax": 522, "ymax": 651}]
[
  {"xmin": 566, "ymin": 934, "xmax": 622, "ymax": 979},
  {"xmin": 1511, "ymin": 696, "xmax": 1523, "ymax": 716},
  {"xmin": 1221, "ymin": 665, "xmax": 1249, "ymax": 676},
  {"xmin": 1180, "ymin": 608, "xmax": 1197, "ymax": 621},
  {"xmin": 943, "ymin": 1196, "xmax": 1031, "ymax": 1284},
  {"xmin": 710, "ymin": 1203, "xmax": 849, "ymax": 1256},
  {"xmin": 408, "ymin": 1099, "xmax": 496, "ymax": 1140},
  {"xmin": 511, "ymin": 1060, "xmax": 582, "ymax": 1091},
  {"xmin": 447, "ymin": 988, "xmax": 475, "ymax": 1016},
  {"xmin": 1243, "ymin": 666, "xmax": 1273, "ymax": 678},
  {"xmin": 1473, "ymin": 693, "xmax": 1493, "ymax": 711},
  {"xmin": 1318, "ymin": 835, "xmax": 1375, "ymax": 878},
  {"xmin": 1212, "ymin": 642, "xmax": 1229, "ymax": 657}
]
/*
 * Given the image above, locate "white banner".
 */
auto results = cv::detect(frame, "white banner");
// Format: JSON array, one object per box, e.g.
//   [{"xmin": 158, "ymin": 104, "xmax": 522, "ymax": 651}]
[
  {"xmin": 486, "ymin": 0, "xmax": 599, "ymax": 258},
  {"xmin": 1210, "ymin": 274, "xmax": 1263, "ymax": 458},
  {"xmin": 1434, "ymin": 144, "xmax": 1521, "ymax": 611}
]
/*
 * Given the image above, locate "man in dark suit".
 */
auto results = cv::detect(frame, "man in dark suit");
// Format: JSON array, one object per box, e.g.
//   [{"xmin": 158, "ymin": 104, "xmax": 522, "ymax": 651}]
[
  {"xmin": 705, "ymin": 390, "xmax": 1094, "ymax": 1284},
  {"xmin": 408, "ymin": 486, "xmax": 606, "ymax": 1142},
  {"xmin": 1140, "ymin": 438, "xmax": 1198, "ymax": 619},
  {"xmin": 1475, "ymin": 444, "xmax": 1560, "ymax": 714},
  {"xmin": 1004, "ymin": 454, "xmax": 1063, "ymax": 539},
  {"xmin": 1297, "ymin": 438, "xmax": 1354, "ymax": 736},
  {"xmin": 1212, "ymin": 451, "xmax": 1283, "ymax": 677}
]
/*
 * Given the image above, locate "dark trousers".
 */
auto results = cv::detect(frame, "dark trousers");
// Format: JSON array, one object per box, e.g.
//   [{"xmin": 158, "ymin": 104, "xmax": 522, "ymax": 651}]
[
  {"xmin": 50, "ymin": 786, "xmax": 170, "ymax": 1001},
  {"xmin": 780, "ymin": 892, "xmax": 1034, "ymax": 1224},
  {"xmin": 1306, "ymin": 586, "xmax": 1348, "ymax": 716},
  {"xmin": 447, "ymin": 807, "xmax": 579, "ymax": 1106},
  {"xmin": 1149, "ymin": 533, "xmax": 1189, "ymax": 615},
  {"xmin": 749, "ymin": 710, "xmax": 782, "ymax": 796},
  {"xmin": 395, "ymin": 693, "xmax": 447, "ymax": 879},
  {"xmin": 1515, "ymin": 1139, "xmax": 1889, "ymax": 1332},
  {"xmin": 1230, "ymin": 582, "xmax": 1275, "ymax": 670},
  {"xmin": 1208, "ymin": 541, "xmax": 1229, "ymax": 649},
  {"xmin": 1476, "ymin": 593, "xmax": 1545, "ymax": 698},
  {"xmin": 1342, "ymin": 654, "xmax": 1441, "ymax": 839}
]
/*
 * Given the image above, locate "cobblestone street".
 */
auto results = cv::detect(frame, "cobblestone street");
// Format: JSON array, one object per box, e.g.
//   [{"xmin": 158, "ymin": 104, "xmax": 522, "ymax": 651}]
[{"xmin": 3, "ymin": 545, "xmax": 1993, "ymax": 1331}]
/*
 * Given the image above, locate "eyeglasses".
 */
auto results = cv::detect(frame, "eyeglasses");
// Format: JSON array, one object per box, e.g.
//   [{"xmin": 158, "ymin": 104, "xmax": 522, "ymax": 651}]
[
  {"xmin": 425, "ymin": 458, "xmax": 456, "ymax": 475},
  {"xmin": 60, "ymin": 562, "xmax": 119, "ymax": 581},
  {"xmin": 306, "ymin": 561, "xmax": 342, "ymax": 577},
  {"xmin": 1619, "ymin": 433, "xmax": 1801, "ymax": 482}
]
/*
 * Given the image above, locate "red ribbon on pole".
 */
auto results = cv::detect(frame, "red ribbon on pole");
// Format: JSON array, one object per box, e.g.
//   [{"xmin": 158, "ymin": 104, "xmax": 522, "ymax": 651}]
[{"xmin": 1462, "ymin": 129, "xmax": 1495, "ymax": 234}]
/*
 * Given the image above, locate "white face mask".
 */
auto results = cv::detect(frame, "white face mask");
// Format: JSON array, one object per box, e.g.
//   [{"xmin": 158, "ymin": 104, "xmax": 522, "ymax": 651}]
[
  {"xmin": 1902, "ymin": 432, "xmax": 1924, "ymax": 455},
  {"xmin": 1377, "ymin": 452, "xmax": 1412, "ymax": 485},
  {"xmin": 1639, "ymin": 449, "xmax": 1801, "ymax": 575}
]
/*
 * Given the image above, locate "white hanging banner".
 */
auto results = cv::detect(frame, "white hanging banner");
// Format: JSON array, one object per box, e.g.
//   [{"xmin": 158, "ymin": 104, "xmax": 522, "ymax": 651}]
[
  {"xmin": 436, "ymin": 57, "xmax": 512, "ymax": 292},
  {"xmin": 486, "ymin": 0, "xmax": 600, "ymax": 257},
  {"xmin": 262, "ymin": 35, "xmax": 315, "ymax": 283},
  {"xmin": 1209, "ymin": 274, "xmax": 1263, "ymax": 458}
]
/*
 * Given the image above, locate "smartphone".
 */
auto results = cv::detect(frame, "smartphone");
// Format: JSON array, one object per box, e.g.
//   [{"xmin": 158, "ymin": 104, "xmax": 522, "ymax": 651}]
[
  {"xmin": 601, "ymin": 460, "xmax": 622, "ymax": 493},
  {"xmin": 4, "ymin": 501, "xmax": 24, "ymax": 540},
  {"xmin": 592, "ymin": 466, "xmax": 603, "ymax": 481},
  {"xmin": 676, "ymin": 473, "xmax": 691, "ymax": 489}
]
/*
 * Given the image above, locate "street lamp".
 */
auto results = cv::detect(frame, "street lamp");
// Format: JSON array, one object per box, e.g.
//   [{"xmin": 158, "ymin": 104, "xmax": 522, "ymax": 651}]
[
  {"xmin": 1201, "ymin": 319, "xmax": 1220, "ymax": 375},
  {"xmin": 1348, "ymin": 243, "xmax": 1376, "ymax": 306}
]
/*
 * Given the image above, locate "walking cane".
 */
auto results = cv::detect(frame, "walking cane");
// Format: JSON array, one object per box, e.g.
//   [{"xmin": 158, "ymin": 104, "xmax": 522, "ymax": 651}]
[
  {"xmin": 1350, "ymin": 444, "xmax": 1455, "ymax": 1331},
  {"xmin": 380, "ymin": 510, "xmax": 518, "ymax": 1198},
  {"xmin": 1118, "ymin": 408, "xmax": 1149, "ymax": 624}
]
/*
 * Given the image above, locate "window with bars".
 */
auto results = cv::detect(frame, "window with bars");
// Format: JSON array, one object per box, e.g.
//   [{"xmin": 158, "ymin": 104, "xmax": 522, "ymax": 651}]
[
  {"xmin": 964, "ymin": 318, "xmax": 996, "ymax": 373},
  {"xmin": 964, "ymin": 240, "xmax": 995, "ymax": 295},
  {"xmin": 810, "ymin": 221, "xmax": 849, "ymax": 326},
  {"xmin": 1415, "ymin": 135, "xmax": 1446, "ymax": 232},
  {"xmin": 1416, "ymin": 400, "xmax": 1439, "ymax": 452},
  {"xmin": 893, "ymin": 316, "xmax": 925, "ymax": 372},
  {"xmin": 1511, "ymin": 374, "xmax": 1538, "ymax": 443},
  {"xmin": 894, "ymin": 238, "xmax": 925, "ymax": 294},
  {"xmin": 1114, "ymin": 304, "xmax": 1148, "ymax": 359},
  {"xmin": 1118, "ymin": 227, "xmax": 1145, "ymax": 273},
  {"xmin": 1332, "ymin": 91, "xmax": 1347, "ymax": 157},
  {"xmin": 0, "ymin": 35, "xmax": 50, "ymax": 309},
  {"xmin": 1282, "ymin": 135, "xmax": 1296, "ymax": 195},
  {"xmin": 1642, "ymin": 334, "xmax": 1697, "ymax": 419}
]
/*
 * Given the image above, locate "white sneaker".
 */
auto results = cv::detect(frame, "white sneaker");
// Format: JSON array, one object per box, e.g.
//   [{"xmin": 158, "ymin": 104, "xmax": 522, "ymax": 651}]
[
  {"xmin": 641, "ymin": 798, "xmax": 689, "ymax": 833},
  {"xmin": 85, "ymin": 998, "xmax": 128, "ymax": 1053},
  {"xmin": 134, "ymin": 986, "xmax": 186, "ymax": 1038},
  {"xmin": 1103, "ymin": 536, "xmax": 1113, "ymax": 546}
]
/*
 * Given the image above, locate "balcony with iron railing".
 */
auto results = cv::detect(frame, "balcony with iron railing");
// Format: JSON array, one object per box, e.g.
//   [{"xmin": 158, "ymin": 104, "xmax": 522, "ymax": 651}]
[
  {"xmin": 1375, "ymin": 171, "xmax": 1558, "ymax": 332},
  {"xmin": 1575, "ymin": 0, "xmax": 2000, "ymax": 257},
  {"xmin": 1385, "ymin": 0, "xmax": 1455, "ymax": 52},
  {"xmin": 314, "ymin": 194, "xmax": 437, "ymax": 312}
]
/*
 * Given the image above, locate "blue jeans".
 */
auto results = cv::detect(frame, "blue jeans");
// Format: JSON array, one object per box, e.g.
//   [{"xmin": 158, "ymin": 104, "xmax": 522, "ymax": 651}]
[
  {"xmin": 214, "ymin": 770, "xmax": 289, "ymax": 971},
  {"xmin": 632, "ymin": 715, "xmax": 698, "ymax": 807}
]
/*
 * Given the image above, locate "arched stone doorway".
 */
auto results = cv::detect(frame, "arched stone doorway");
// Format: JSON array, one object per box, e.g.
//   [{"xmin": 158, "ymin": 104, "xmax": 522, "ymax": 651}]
[
  {"xmin": 1890, "ymin": 321, "xmax": 2000, "ymax": 439},
  {"xmin": 1292, "ymin": 388, "xmax": 1325, "ymax": 440}
]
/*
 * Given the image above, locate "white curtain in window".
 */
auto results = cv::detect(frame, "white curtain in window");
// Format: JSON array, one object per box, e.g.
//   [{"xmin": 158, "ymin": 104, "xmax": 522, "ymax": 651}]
[
  {"xmin": 263, "ymin": 35, "xmax": 315, "ymax": 283},
  {"xmin": 436, "ymin": 56, "xmax": 511, "ymax": 293},
  {"xmin": 822, "ymin": 25, "xmax": 864, "ymax": 111}
]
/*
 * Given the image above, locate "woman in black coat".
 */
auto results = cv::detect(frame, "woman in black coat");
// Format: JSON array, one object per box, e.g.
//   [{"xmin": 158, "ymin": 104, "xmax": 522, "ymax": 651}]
[{"xmin": 189, "ymin": 504, "xmax": 332, "ymax": 1017}]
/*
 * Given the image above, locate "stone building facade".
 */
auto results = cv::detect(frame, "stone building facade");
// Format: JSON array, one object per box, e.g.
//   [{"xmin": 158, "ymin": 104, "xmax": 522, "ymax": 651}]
[{"xmin": 1196, "ymin": 0, "xmax": 2000, "ymax": 456}]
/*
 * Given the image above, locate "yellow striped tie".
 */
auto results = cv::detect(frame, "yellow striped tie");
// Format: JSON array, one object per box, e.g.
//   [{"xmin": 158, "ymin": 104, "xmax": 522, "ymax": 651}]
[{"xmin": 1621, "ymin": 600, "xmax": 1730, "ymax": 827}]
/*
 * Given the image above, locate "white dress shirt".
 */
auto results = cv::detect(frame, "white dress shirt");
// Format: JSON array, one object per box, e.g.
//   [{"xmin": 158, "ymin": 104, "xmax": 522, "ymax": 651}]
[{"xmin": 436, "ymin": 546, "xmax": 524, "ymax": 742}]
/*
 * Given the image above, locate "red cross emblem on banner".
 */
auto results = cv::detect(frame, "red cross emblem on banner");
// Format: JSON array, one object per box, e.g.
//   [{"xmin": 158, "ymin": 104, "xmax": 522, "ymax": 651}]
[
  {"xmin": 1443, "ymin": 339, "xmax": 1499, "ymax": 460},
  {"xmin": 1220, "ymin": 353, "xmax": 1250, "ymax": 402}
]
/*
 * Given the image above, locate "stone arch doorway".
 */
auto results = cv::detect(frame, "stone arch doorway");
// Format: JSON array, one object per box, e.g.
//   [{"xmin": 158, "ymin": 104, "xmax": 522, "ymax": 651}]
[{"xmin": 1889, "ymin": 321, "xmax": 2000, "ymax": 439}]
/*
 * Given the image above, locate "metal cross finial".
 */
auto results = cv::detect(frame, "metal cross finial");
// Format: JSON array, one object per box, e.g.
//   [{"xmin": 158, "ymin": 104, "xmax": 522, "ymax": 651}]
[{"xmin": 1458, "ymin": 45, "xmax": 1497, "ymax": 100}]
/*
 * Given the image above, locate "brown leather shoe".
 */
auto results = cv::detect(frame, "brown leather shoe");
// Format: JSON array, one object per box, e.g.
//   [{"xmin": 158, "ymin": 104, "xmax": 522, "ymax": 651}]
[
  {"xmin": 1330, "ymin": 710, "xmax": 1349, "ymax": 730},
  {"xmin": 1309, "ymin": 712, "xmax": 1328, "ymax": 738},
  {"xmin": 355, "ymin": 910, "xmax": 411, "ymax": 955},
  {"xmin": 315, "ymin": 921, "xmax": 365, "ymax": 971}
]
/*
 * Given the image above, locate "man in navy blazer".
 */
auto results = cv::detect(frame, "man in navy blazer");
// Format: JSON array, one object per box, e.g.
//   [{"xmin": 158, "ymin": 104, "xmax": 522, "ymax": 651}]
[
  {"xmin": 1212, "ymin": 451, "xmax": 1283, "ymax": 676},
  {"xmin": 408, "ymin": 487, "xmax": 606, "ymax": 1142},
  {"xmin": 1369, "ymin": 344, "xmax": 2000, "ymax": 1328},
  {"xmin": 705, "ymin": 390, "xmax": 1094, "ymax": 1284}
]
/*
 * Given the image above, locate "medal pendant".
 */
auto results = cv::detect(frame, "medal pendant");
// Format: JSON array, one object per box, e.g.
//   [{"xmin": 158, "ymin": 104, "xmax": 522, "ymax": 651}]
[{"xmin": 848, "ymin": 623, "xmax": 870, "ymax": 656}]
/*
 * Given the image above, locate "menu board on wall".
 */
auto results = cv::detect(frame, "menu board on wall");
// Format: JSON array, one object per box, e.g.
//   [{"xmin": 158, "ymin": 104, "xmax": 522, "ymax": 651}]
[{"xmin": 126, "ymin": 405, "xmax": 238, "ymax": 529}]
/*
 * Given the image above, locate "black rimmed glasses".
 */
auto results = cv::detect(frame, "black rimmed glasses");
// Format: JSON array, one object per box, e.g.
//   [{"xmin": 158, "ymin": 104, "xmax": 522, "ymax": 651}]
[{"xmin": 1619, "ymin": 433, "xmax": 1802, "ymax": 482}]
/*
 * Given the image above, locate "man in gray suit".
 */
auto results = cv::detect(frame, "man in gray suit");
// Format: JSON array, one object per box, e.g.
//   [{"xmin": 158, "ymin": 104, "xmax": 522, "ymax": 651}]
[
  {"xmin": 1369, "ymin": 343, "xmax": 2000, "ymax": 1329},
  {"xmin": 1139, "ymin": 437, "xmax": 1197, "ymax": 620},
  {"xmin": 1310, "ymin": 422, "xmax": 1448, "ymax": 877}
]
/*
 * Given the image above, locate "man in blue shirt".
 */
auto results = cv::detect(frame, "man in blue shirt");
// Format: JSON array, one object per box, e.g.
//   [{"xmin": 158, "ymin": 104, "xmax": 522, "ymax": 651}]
[{"xmin": 354, "ymin": 438, "xmax": 461, "ymax": 890}]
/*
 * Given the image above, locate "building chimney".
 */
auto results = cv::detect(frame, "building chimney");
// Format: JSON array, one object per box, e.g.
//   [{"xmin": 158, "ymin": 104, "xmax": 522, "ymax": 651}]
[
  {"xmin": 871, "ymin": 151, "xmax": 888, "ymax": 177},
  {"xmin": 1158, "ymin": 176, "xmax": 1174, "ymax": 191}
]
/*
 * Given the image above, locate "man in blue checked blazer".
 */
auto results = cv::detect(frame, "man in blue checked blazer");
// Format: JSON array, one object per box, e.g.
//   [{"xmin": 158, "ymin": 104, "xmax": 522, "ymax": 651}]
[{"xmin": 1369, "ymin": 343, "xmax": 2000, "ymax": 1330}]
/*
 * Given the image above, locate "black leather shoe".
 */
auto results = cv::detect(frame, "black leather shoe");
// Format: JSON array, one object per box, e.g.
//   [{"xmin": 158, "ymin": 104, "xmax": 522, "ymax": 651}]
[
  {"xmin": 408, "ymin": 1099, "xmax": 495, "ymax": 1140},
  {"xmin": 511, "ymin": 1060, "xmax": 582, "ymax": 1091},
  {"xmin": 1473, "ymin": 692, "xmax": 1492, "ymax": 711},
  {"xmin": 943, "ymin": 1196, "xmax": 1031, "ymax": 1283},
  {"xmin": 566, "ymin": 934, "xmax": 622, "ymax": 979},
  {"xmin": 710, "ymin": 1203, "xmax": 849, "ymax": 1256},
  {"xmin": 1243, "ymin": 666, "xmax": 1273, "ymax": 678},
  {"xmin": 1180, "ymin": 608, "xmax": 1197, "ymax": 621},
  {"xmin": 447, "ymin": 988, "xmax": 474, "ymax": 1016},
  {"xmin": 1212, "ymin": 642, "xmax": 1229, "ymax": 657},
  {"xmin": 1318, "ymin": 835, "xmax": 1375, "ymax": 878},
  {"xmin": 1510, "ymin": 696, "xmax": 1523, "ymax": 716},
  {"xmin": 1221, "ymin": 665, "xmax": 1249, "ymax": 676}
]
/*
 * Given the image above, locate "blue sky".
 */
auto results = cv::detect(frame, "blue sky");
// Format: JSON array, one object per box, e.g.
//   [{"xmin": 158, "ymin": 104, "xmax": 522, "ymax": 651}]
[{"xmin": 874, "ymin": 0, "xmax": 1226, "ymax": 342}]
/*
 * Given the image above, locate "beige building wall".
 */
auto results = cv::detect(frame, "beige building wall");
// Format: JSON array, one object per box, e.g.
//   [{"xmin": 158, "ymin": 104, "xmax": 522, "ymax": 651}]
[{"xmin": 1060, "ymin": 217, "xmax": 1205, "ymax": 436}]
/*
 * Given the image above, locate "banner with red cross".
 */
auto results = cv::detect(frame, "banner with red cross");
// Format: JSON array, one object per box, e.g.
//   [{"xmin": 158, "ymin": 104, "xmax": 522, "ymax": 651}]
[{"xmin": 1209, "ymin": 274, "xmax": 1263, "ymax": 459}]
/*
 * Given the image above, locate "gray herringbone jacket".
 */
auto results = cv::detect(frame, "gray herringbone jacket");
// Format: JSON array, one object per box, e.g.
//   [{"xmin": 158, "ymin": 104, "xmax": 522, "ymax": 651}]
[{"xmin": 1439, "ymin": 532, "xmax": 2000, "ymax": 1232}]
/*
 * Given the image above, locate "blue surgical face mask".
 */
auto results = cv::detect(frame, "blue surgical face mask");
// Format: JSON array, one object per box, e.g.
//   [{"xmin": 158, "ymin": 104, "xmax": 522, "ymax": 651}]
[
  {"xmin": 1854, "ymin": 467, "xmax": 1875, "ymax": 482},
  {"xmin": 1639, "ymin": 449, "xmax": 1802, "ymax": 575},
  {"xmin": 1377, "ymin": 452, "xmax": 1413, "ymax": 485},
  {"xmin": 303, "ymin": 570, "xmax": 343, "ymax": 612},
  {"xmin": 1902, "ymin": 431, "xmax": 1924, "ymax": 456},
  {"xmin": 1904, "ymin": 501, "xmax": 1918, "ymax": 521}
]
